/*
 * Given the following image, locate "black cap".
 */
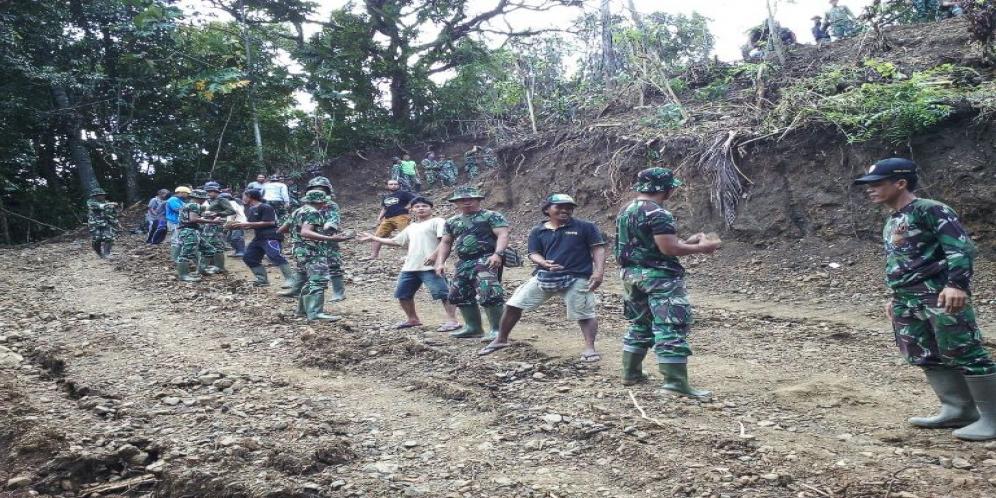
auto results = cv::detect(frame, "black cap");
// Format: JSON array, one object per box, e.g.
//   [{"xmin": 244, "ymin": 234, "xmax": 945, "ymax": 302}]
[{"xmin": 852, "ymin": 158, "xmax": 917, "ymax": 185}]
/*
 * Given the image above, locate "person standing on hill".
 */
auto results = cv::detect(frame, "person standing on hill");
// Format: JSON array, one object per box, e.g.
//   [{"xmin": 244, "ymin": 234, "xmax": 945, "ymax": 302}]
[
  {"xmin": 434, "ymin": 186, "xmax": 510, "ymax": 341},
  {"xmin": 227, "ymin": 189, "xmax": 296, "ymax": 287},
  {"xmin": 287, "ymin": 191, "xmax": 349, "ymax": 321},
  {"xmin": 247, "ymin": 173, "xmax": 267, "ymax": 191},
  {"xmin": 175, "ymin": 189, "xmax": 223, "ymax": 282},
  {"xmin": 478, "ymin": 194, "xmax": 605, "ymax": 361},
  {"xmin": 389, "ymin": 157, "xmax": 403, "ymax": 183},
  {"xmin": 86, "ymin": 188, "xmax": 121, "ymax": 258},
  {"xmin": 146, "ymin": 189, "xmax": 170, "ymax": 244},
  {"xmin": 811, "ymin": 15, "xmax": 831, "ymax": 46},
  {"xmin": 854, "ymin": 158, "xmax": 996, "ymax": 441},
  {"xmin": 280, "ymin": 176, "xmax": 350, "ymax": 301},
  {"xmin": 422, "ymin": 152, "xmax": 440, "ymax": 189},
  {"xmin": 221, "ymin": 191, "xmax": 246, "ymax": 257},
  {"xmin": 464, "ymin": 146, "xmax": 481, "ymax": 179},
  {"xmin": 825, "ymin": 0, "xmax": 859, "ymax": 40},
  {"xmin": 262, "ymin": 174, "xmax": 291, "ymax": 222},
  {"xmin": 200, "ymin": 182, "xmax": 236, "ymax": 274},
  {"xmin": 398, "ymin": 154, "xmax": 420, "ymax": 192},
  {"xmin": 358, "ymin": 196, "xmax": 461, "ymax": 331},
  {"xmin": 616, "ymin": 167, "xmax": 720, "ymax": 398},
  {"xmin": 166, "ymin": 186, "xmax": 190, "ymax": 261},
  {"xmin": 370, "ymin": 179, "xmax": 415, "ymax": 260},
  {"xmin": 439, "ymin": 154, "xmax": 459, "ymax": 186}
]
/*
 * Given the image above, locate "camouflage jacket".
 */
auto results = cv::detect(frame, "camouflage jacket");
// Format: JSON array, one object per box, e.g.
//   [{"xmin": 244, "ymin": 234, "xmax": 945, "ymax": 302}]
[
  {"xmin": 444, "ymin": 209, "xmax": 509, "ymax": 260},
  {"xmin": 883, "ymin": 198, "xmax": 975, "ymax": 293},
  {"xmin": 421, "ymin": 159, "xmax": 439, "ymax": 171},
  {"xmin": 205, "ymin": 197, "xmax": 236, "ymax": 219},
  {"xmin": 615, "ymin": 199, "xmax": 683, "ymax": 278},
  {"xmin": 321, "ymin": 201, "xmax": 342, "ymax": 252},
  {"xmin": 86, "ymin": 200, "xmax": 118, "ymax": 228},
  {"xmin": 178, "ymin": 202, "xmax": 203, "ymax": 228},
  {"xmin": 289, "ymin": 205, "xmax": 333, "ymax": 257}
]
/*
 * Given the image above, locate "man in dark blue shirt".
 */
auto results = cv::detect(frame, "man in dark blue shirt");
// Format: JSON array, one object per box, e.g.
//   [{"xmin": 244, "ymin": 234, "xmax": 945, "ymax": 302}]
[{"xmin": 478, "ymin": 194, "xmax": 606, "ymax": 361}]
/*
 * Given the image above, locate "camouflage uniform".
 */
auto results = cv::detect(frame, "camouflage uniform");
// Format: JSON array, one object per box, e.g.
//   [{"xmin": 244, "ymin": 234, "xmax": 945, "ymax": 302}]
[
  {"xmin": 616, "ymin": 198, "xmax": 692, "ymax": 363},
  {"xmin": 464, "ymin": 149, "xmax": 480, "ymax": 179},
  {"xmin": 826, "ymin": 5, "xmax": 859, "ymax": 40},
  {"xmin": 287, "ymin": 191, "xmax": 339, "ymax": 320},
  {"xmin": 421, "ymin": 158, "xmax": 439, "ymax": 187},
  {"xmin": 86, "ymin": 198, "xmax": 118, "ymax": 243},
  {"xmin": 912, "ymin": 0, "xmax": 941, "ymax": 21},
  {"xmin": 321, "ymin": 200, "xmax": 344, "ymax": 279},
  {"xmin": 439, "ymin": 159, "xmax": 458, "ymax": 186},
  {"xmin": 884, "ymin": 199, "xmax": 996, "ymax": 376},
  {"xmin": 176, "ymin": 200, "xmax": 216, "ymax": 264},
  {"xmin": 398, "ymin": 160, "xmax": 419, "ymax": 192},
  {"xmin": 482, "ymin": 147, "xmax": 498, "ymax": 170},
  {"xmin": 444, "ymin": 209, "xmax": 508, "ymax": 307},
  {"xmin": 202, "ymin": 191, "xmax": 236, "ymax": 256}
]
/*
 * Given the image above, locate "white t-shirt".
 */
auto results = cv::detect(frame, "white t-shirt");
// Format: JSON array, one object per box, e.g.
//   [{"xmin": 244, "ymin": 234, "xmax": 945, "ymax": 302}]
[
  {"xmin": 392, "ymin": 217, "xmax": 446, "ymax": 272},
  {"xmin": 261, "ymin": 182, "xmax": 289, "ymax": 203}
]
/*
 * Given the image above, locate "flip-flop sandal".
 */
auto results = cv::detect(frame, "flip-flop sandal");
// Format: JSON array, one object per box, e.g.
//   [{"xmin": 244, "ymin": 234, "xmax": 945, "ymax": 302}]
[
  {"xmin": 580, "ymin": 352, "xmax": 602, "ymax": 363},
  {"xmin": 394, "ymin": 322, "xmax": 423, "ymax": 329},
  {"xmin": 477, "ymin": 343, "xmax": 510, "ymax": 356},
  {"xmin": 436, "ymin": 323, "xmax": 462, "ymax": 332}
]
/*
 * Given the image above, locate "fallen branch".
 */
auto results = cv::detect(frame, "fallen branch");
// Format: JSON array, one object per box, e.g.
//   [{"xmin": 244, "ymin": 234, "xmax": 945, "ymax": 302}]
[
  {"xmin": 627, "ymin": 390, "xmax": 668, "ymax": 428},
  {"xmin": 0, "ymin": 207, "xmax": 69, "ymax": 232}
]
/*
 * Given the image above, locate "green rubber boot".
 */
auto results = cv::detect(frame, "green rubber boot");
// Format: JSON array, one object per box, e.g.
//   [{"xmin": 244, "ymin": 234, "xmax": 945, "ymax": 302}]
[
  {"xmin": 101, "ymin": 241, "xmax": 114, "ymax": 258},
  {"xmin": 659, "ymin": 363, "xmax": 711, "ymax": 399},
  {"xmin": 170, "ymin": 244, "xmax": 180, "ymax": 262},
  {"xmin": 278, "ymin": 271, "xmax": 305, "ymax": 297},
  {"xmin": 278, "ymin": 263, "xmax": 297, "ymax": 289},
  {"xmin": 303, "ymin": 291, "xmax": 340, "ymax": 321},
  {"xmin": 249, "ymin": 265, "xmax": 269, "ymax": 287},
  {"xmin": 92, "ymin": 240, "xmax": 104, "ymax": 258},
  {"xmin": 909, "ymin": 367, "xmax": 978, "ymax": 429},
  {"xmin": 296, "ymin": 293, "xmax": 307, "ymax": 317},
  {"xmin": 176, "ymin": 262, "xmax": 201, "ymax": 282},
  {"xmin": 622, "ymin": 351, "xmax": 649, "ymax": 386},
  {"xmin": 210, "ymin": 252, "xmax": 226, "ymax": 273},
  {"xmin": 330, "ymin": 276, "xmax": 346, "ymax": 302},
  {"xmin": 450, "ymin": 306, "xmax": 484, "ymax": 338},
  {"xmin": 481, "ymin": 304, "xmax": 504, "ymax": 343},
  {"xmin": 953, "ymin": 373, "xmax": 996, "ymax": 441}
]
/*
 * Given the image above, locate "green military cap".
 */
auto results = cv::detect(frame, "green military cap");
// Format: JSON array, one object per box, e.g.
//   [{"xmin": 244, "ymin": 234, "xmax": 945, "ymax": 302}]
[
  {"xmin": 302, "ymin": 190, "xmax": 330, "ymax": 204},
  {"xmin": 190, "ymin": 189, "xmax": 209, "ymax": 199},
  {"xmin": 89, "ymin": 188, "xmax": 108, "ymax": 197},
  {"xmin": 306, "ymin": 176, "xmax": 334, "ymax": 195},
  {"xmin": 634, "ymin": 167, "xmax": 683, "ymax": 193},
  {"xmin": 447, "ymin": 186, "xmax": 486, "ymax": 202}
]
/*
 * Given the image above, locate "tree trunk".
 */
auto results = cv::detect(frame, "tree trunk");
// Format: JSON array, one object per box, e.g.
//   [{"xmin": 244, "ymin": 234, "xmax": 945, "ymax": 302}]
[
  {"xmin": 0, "ymin": 196, "xmax": 11, "ymax": 246},
  {"xmin": 600, "ymin": 0, "xmax": 616, "ymax": 83},
  {"xmin": 36, "ymin": 130, "xmax": 62, "ymax": 190},
  {"xmin": 766, "ymin": 0, "xmax": 786, "ymax": 66},
  {"xmin": 122, "ymin": 148, "xmax": 140, "ymax": 205},
  {"xmin": 389, "ymin": 68, "xmax": 411, "ymax": 123},
  {"xmin": 240, "ymin": 0, "xmax": 264, "ymax": 166},
  {"xmin": 52, "ymin": 84, "xmax": 100, "ymax": 193},
  {"xmin": 626, "ymin": 0, "xmax": 644, "ymax": 29}
]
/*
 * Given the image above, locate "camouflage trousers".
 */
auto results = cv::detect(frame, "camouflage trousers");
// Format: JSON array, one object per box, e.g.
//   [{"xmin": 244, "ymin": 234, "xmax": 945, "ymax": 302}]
[
  {"xmin": 294, "ymin": 252, "xmax": 330, "ymax": 297},
  {"xmin": 202, "ymin": 225, "xmax": 227, "ymax": 254},
  {"xmin": 447, "ymin": 256, "xmax": 505, "ymax": 307},
  {"xmin": 176, "ymin": 227, "xmax": 217, "ymax": 264},
  {"xmin": 621, "ymin": 268, "xmax": 693, "ymax": 363},
  {"xmin": 328, "ymin": 250, "xmax": 344, "ymax": 278},
  {"xmin": 89, "ymin": 225, "xmax": 116, "ymax": 242},
  {"xmin": 891, "ymin": 290, "xmax": 996, "ymax": 376},
  {"xmin": 465, "ymin": 161, "xmax": 479, "ymax": 179},
  {"xmin": 398, "ymin": 174, "xmax": 418, "ymax": 192},
  {"xmin": 439, "ymin": 168, "xmax": 458, "ymax": 186}
]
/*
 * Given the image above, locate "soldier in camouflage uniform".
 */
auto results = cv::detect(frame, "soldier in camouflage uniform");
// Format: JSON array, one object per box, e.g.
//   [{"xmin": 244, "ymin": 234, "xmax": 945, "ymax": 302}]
[
  {"xmin": 438, "ymin": 155, "xmax": 458, "ymax": 186},
  {"xmin": 616, "ymin": 167, "xmax": 720, "ymax": 398},
  {"xmin": 464, "ymin": 146, "xmax": 480, "ymax": 179},
  {"xmin": 421, "ymin": 152, "xmax": 439, "ymax": 188},
  {"xmin": 287, "ymin": 190, "xmax": 349, "ymax": 321},
  {"xmin": 482, "ymin": 147, "xmax": 498, "ymax": 170},
  {"xmin": 201, "ymin": 182, "xmax": 236, "ymax": 274},
  {"xmin": 824, "ymin": 0, "xmax": 859, "ymax": 40},
  {"xmin": 855, "ymin": 158, "xmax": 996, "ymax": 441},
  {"xmin": 434, "ymin": 186, "xmax": 510, "ymax": 341},
  {"xmin": 86, "ymin": 188, "xmax": 121, "ymax": 258},
  {"xmin": 279, "ymin": 176, "xmax": 349, "ymax": 301},
  {"xmin": 175, "ymin": 189, "xmax": 224, "ymax": 282}
]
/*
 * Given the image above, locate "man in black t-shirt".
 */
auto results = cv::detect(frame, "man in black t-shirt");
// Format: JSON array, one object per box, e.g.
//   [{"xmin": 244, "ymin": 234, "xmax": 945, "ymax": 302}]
[
  {"xmin": 370, "ymin": 179, "xmax": 415, "ymax": 259},
  {"xmin": 478, "ymin": 194, "xmax": 607, "ymax": 361},
  {"xmin": 228, "ymin": 189, "xmax": 297, "ymax": 287}
]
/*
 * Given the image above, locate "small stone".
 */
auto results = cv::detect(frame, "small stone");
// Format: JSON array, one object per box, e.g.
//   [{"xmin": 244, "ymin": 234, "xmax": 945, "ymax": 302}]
[
  {"xmin": 761, "ymin": 473, "xmax": 779, "ymax": 481},
  {"xmin": 952, "ymin": 458, "xmax": 972, "ymax": 469},
  {"xmin": 532, "ymin": 372, "xmax": 546, "ymax": 380},
  {"xmin": 6, "ymin": 476, "xmax": 31, "ymax": 489},
  {"xmin": 217, "ymin": 435, "xmax": 239, "ymax": 447},
  {"xmin": 146, "ymin": 460, "xmax": 167, "ymax": 474},
  {"xmin": 982, "ymin": 459, "xmax": 996, "ymax": 467},
  {"xmin": 198, "ymin": 373, "xmax": 223, "ymax": 385},
  {"xmin": 162, "ymin": 397, "xmax": 180, "ymax": 406},
  {"xmin": 128, "ymin": 452, "xmax": 149, "ymax": 466},
  {"xmin": 757, "ymin": 420, "xmax": 776, "ymax": 427},
  {"xmin": 331, "ymin": 480, "xmax": 347, "ymax": 490},
  {"xmin": 542, "ymin": 413, "xmax": 563, "ymax": 425},
  {"xmin": 403, "ymin": 440, "xmax": 419, "ymax": 448},
  {"xmin": 493, "ymin": 476, "xmax": 515, "ymax": 487}
]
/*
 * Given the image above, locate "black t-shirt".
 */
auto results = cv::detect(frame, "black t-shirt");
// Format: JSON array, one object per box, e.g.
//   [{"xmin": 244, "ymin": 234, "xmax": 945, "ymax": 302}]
[
  {"xmin": 382, "ymin": 190, "xmax": 415, "ymax": 219},
  {"xmin": 527, "ymin": 218, "xmax": 606, "ymax": 278},
  {"xmin": 247, "ymin": 202, "xmax": 281, "ymax": 241}
]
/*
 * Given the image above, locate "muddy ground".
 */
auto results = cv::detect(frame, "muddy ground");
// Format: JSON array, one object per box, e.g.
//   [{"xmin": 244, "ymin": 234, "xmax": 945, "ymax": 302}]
[{"xmin": 3, "ymin": 197, "xmax": 996, "ymax": 498}]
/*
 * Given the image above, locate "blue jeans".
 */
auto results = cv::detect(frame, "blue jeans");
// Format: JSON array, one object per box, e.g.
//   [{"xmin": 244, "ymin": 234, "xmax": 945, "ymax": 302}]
[
  {"xmin": 243, "ymin": 238, "xmax": 287, "ymax": 267},
  {"xmin": 395, "ymin": 271, "xmax": 449, "ymax": 300}
]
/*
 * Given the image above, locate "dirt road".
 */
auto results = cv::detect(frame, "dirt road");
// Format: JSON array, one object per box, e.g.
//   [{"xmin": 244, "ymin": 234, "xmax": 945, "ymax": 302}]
[{"xmin": 2, "ymin": 229, "xmax": 996, "ymax": 498}]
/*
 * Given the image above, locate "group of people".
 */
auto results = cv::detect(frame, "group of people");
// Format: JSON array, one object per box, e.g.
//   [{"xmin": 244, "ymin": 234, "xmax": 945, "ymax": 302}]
[
  {"xmin": 85, "ymin": 153, "xmax": 996, "ymax": 442},
  {"xmin": 389, "ymin": 146, "xmax": 498, "ymax": 193},
  {"xmin": 744, "ymin": 0, "xmax": 966, "ymax": 61}
]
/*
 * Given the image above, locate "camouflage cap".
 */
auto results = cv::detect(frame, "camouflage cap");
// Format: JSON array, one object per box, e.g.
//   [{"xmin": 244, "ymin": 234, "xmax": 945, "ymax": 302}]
[
  {"xmin": 190, "ymin": 189, "xmax": 209, "ymax": 199},
  {"xmin": 203, "ymin": 181, "xmax": 221, "ymax": 192},
  {"xmin": 302, "ymin": 190, "xmax": 330, "ymax": 204},
  {"xmin": 447, "ymin": 186, "xmax": 486, "ymax": 202},
  {"xmin": 307, "ymin": 176, "xmax": 333, "ymax": 190},
  {"xmin": 89, "ymin": 188, "xmax": 107, "ymax": 197},
  {"xmin": 633, "ymin": 167, "xmax": 682, "ymax": 193}
]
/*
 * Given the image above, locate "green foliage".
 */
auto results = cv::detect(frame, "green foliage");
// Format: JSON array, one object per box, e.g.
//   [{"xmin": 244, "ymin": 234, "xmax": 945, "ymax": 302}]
[{"xmin": 641, "ymin": 103, "xmax": 686, "ymax": 129}]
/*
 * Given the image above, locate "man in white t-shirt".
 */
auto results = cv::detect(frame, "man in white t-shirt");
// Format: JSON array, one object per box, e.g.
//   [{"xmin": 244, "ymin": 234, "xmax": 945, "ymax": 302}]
[{"xmin": 359, "ymin": 197, "xmax": 461, "ymax": 331}]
